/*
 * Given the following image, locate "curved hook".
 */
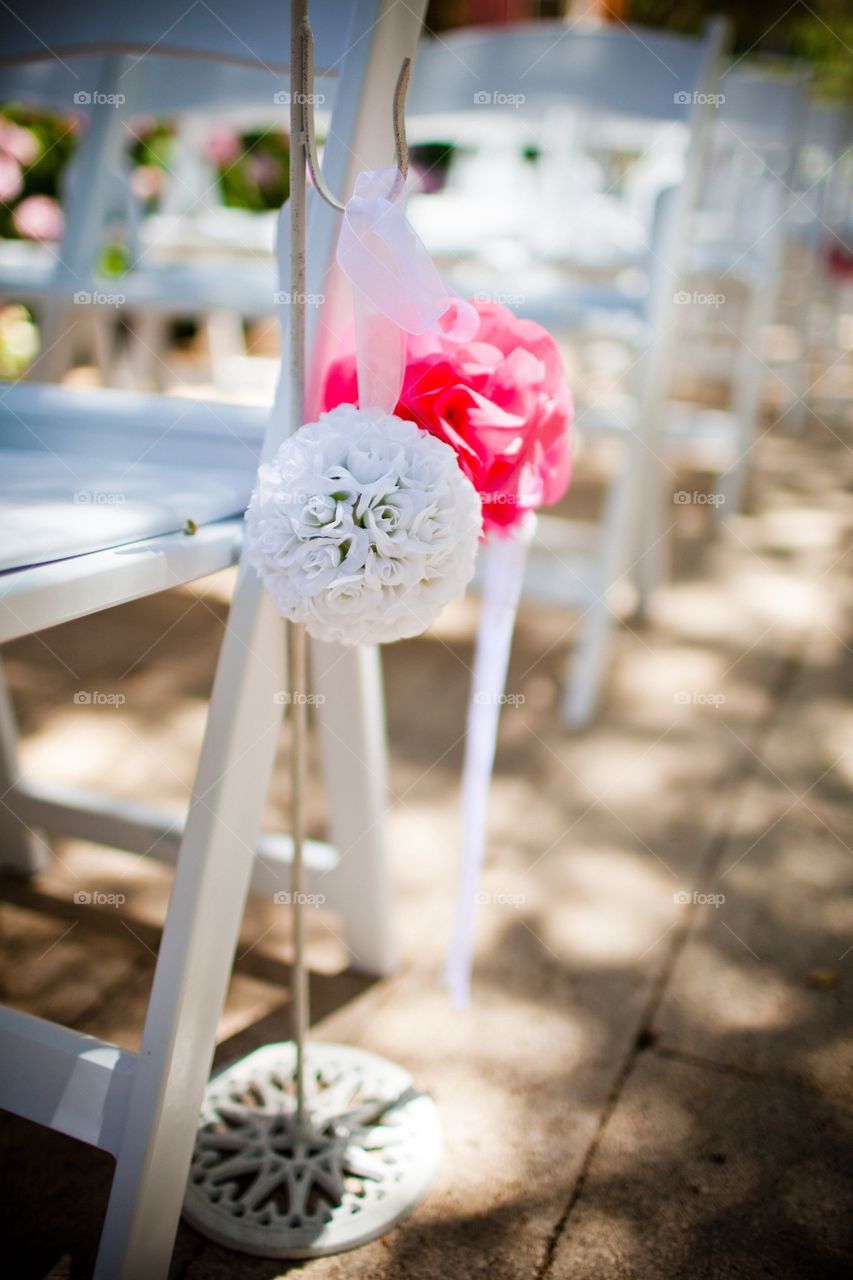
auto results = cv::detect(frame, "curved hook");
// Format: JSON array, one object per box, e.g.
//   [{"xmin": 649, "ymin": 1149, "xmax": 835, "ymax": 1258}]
[
  {"xmin": 389, "ymin": 56, "xmax": 412, "ymax": 199},
  {"xmin": 301, "ymin": 23, "xmax": 412, "ymax": 212}
]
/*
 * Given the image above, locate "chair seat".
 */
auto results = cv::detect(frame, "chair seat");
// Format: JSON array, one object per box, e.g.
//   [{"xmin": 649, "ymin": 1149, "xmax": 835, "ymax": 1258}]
[
  {"xmin": 0, "ymin": 448, "xmax": 256, "ymax": 572},
  {"xmin": 0, "ymin": 259, "xmax": 277, "ymax": 317},
  {"xmin": 0, "ymin": 384, "xmax": 269, "ymax": 637}
]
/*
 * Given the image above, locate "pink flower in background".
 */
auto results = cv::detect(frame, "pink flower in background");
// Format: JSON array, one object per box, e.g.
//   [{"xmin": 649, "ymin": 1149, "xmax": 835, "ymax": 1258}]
[
  {"xmin": 204, "ymin": 125, "xmax": 241, "ymax": 167},
  {"xmin": 0, "ymin": 153, "xmax": 22, "ymax": 203},
  {"xmin": 130, "ymin": 164, "xmax": 165, "ymax": 202},
  {"xmin": 125, "ymin": 115, "xmax": 156, "ymax": 142},
  {"xmin": 0, "ymin": 119, "xmax": 38, "ymax": 166},
  {"xmin": 324, "ymin": 300, "xmax": 573, "ymax": 535},
  {"xmin": 13, "ymin": 194, "xmax": 64, "ymax": 242},
  {"xmin": 248, "ymin": 153, "xmax": 282, "ymax": 189}
]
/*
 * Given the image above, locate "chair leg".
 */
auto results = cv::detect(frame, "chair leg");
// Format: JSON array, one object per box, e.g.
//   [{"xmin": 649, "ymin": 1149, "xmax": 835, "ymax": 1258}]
[
  {"xmin": 0, "ymin": 657, "xmax": 49, "ymax": 876},
  {"xmin": 562, "ymin": 599, "xmax": 619, "ymax": 730},
  {"xmin": 93, "ymin": 571, "xmax": 288, "ymax": 1280},
  {"xmin": 27, "ymin": 300, "xmax": 78, "ymax": 383},
  {"xmin": 310, "ymin": 640, "xmax": 396, "ymax": 976},
  {"xmin": 562, "ymin": 454, "xmax": 636, "ymax": 730}
]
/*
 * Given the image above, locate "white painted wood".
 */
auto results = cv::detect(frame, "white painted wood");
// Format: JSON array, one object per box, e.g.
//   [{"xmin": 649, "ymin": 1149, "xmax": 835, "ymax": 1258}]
[
  {"xmin": 311, "ymin": 641, "xmax": 396, "ymax": 974},
  {"xmin": 9, "ymin": 777, "xmax": 344, "ymax": 897},
  {"xmin": 0, "ymin": 1006, "xmax": 136, "ymax": 1156},
  {"xmin": 0, "ymin": 520, "xmax": 243, "ymax": 643},
  {"xmin": 678, "ymin": 67, "xmax": 808, "ymax": 511},
  {"xmin": 0, "ymin": 658, "xmax": 49, "ymax": 875}
]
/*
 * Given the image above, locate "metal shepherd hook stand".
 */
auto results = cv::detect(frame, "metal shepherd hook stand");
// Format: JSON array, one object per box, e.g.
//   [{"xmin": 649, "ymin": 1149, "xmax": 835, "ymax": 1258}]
[{"xmin": 182, "ymin": 1, "xmax": 441, "ymax": 1259}]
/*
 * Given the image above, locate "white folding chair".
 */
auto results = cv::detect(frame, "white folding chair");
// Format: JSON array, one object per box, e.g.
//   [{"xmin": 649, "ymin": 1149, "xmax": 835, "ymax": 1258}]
[
  {"xmin": 782, "ymin": 94, "xmax": 849, "ymax": 435},
  {"xmin": 0, "ymin": 50, "xmax": 295, "ymax": 389},
  {"xmin": 670, "ymin": 66, "xmax": 808, "ymax": 510},
  {"xmin": 407, "ymin": 18, "xmax": 728, "ymax": 725},
  {"xmin": 0, "ymin": 1, "xmax": 425, "ymax": 1275}
]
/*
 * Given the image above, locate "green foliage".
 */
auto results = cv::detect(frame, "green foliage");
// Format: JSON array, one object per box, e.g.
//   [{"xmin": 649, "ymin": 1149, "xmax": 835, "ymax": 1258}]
[{"xmin": 216, "ymin": 130, "xmax": 290, "ymax": 211}]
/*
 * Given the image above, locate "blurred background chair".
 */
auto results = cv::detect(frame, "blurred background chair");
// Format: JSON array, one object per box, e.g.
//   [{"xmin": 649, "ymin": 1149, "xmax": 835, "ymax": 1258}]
[
  {"xmin": 0, "ymin": 51, "xmax": 293, "ymax": 395},
  {"xmin": 667, "ymin": 66, "xmax": 809, "ymax": 513},
  {"xmin": 782, "ymin": 93, "xmax": 851, "ymax": 435},
  {"xmin": 0, "ymin": 0, "xmax": 425, "ymax": 1274},
  {"xmin": 407, "ymin": 17, "xmax": 729, "ymax": 726}
]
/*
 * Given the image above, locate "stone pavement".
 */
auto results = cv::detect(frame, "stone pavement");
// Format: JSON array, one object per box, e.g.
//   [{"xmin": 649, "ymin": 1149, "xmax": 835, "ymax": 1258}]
[{"xmin": 0, "ymin": 403, "xmax": 851, "ymax": 1279}]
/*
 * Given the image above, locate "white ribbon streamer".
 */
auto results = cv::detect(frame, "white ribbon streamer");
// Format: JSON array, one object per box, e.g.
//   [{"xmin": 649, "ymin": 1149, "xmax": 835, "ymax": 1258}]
[
  {"xmin": 445, "ymin": 515, "xmax": 536, "ymax": 1008},
  {"xmin": 332, "ymin": 167, "xmax": 534, "ymax": 1008}
]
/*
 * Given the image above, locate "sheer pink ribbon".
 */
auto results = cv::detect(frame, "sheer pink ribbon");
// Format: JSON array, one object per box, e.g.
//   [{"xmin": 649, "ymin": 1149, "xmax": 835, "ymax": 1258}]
[{"xmin": 335, "ymin": 167, "xmax": 477, "ymax": 413}]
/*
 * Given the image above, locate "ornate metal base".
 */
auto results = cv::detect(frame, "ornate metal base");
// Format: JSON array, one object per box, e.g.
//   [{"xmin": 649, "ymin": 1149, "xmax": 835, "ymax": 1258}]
[{"xmin": 182, "ymin": 1041, "xmax": 441, "ymax": 1258}]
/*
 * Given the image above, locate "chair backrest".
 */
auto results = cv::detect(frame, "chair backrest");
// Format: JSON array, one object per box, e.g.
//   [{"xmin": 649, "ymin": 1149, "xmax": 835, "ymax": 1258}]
[
  {"xmin": 718, "ymin": 66, "xmax": 808, "ymax": 181},
  {"xmin": 693, "ymin": 66, "xmax": 808, "ymax": 260},
  {"xmin": 788, "ymin": 98, "xmax": 848, "ymax": 243},
  {"xmin": 408, "ymin": 18, "xmax": 728, "ymax": 126},
  {"xmin": 406, "ymin": 18, "xmax": 728, "ymax": 298},
  {"xmin": 0, "ymin": 0, "xmax": 349, "ymax": 73}
]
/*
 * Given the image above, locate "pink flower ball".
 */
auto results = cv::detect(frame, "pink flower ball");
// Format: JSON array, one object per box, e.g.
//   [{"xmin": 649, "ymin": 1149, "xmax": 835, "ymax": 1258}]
[
  {"xmin": 324, "ymin": 300, "xmax": 573, "ymax": 535},
  {"xmin": 13, "ymin": 194, "xmax": 64, "ymax": 242}
]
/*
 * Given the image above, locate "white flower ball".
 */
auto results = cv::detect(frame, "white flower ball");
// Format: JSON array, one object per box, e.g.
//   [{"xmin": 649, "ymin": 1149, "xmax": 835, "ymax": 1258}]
[{"xmin": 246, "ymin": 403, "xmax": 482, "ymax": 645}]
